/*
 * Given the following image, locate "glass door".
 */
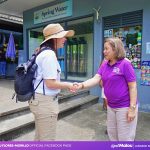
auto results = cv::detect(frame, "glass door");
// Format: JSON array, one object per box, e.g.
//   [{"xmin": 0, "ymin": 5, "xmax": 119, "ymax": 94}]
[{"xmin": 66, "ymin": 17, "xmax": 94, "ymax": 81}]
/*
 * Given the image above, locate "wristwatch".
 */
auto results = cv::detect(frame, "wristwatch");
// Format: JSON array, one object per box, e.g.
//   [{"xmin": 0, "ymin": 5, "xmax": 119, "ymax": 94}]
[{"xmin": 130, "ymin": 104, "xmax": 136, "ymax": 111}]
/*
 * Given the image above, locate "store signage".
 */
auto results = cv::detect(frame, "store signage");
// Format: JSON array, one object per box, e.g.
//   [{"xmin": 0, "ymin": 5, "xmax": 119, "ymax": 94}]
[{"xmin": 34, "ymin": 0, "xmax": 72, "ymax": 24}]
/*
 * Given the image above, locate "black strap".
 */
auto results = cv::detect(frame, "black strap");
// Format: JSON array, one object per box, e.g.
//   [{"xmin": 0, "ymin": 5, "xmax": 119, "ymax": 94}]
[
  {"xmin": 43, "ymin": 81, "xmax": 45, "ymax": 95},
  {"xmin": 36, "ymin": 47, "xmax": 52, "ymax": 56},
  {"xmin": 32, "ymin": 79, "xmax": 44, "ymax": 100},
  {"xmin": 34, "ymin": 79, "xmax": 43, "ymax": 91}
]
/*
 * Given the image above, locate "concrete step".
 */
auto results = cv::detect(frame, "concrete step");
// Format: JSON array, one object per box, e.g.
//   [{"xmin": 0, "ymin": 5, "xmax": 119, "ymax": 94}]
[
  {"xmin": 0, "ymin": 113, "xmax": 34, "ymax": 136},
  {"xmin": 59, "ymin": 95, "xmax": 99, "ymax": 118},
  {"xmin": 58, "ymin": 89, "xmax": 89, "ymax": 103},
  {"xmin": 0, "ymin": 94, "xmax": 99, "ymax": 141},
  {"xmin": 0, "ymin": 89, "xmax": 89, "ymax": 119},
  {"xmin": 0, "ymin": 106, "xmax": 30, "ymax": 122}
]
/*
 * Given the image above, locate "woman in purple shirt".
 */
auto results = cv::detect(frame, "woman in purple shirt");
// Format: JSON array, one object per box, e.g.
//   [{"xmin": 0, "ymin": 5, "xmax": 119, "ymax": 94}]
[{"xmin": 76, "ymin": 37, "xmax": 138, "ymax": 141}]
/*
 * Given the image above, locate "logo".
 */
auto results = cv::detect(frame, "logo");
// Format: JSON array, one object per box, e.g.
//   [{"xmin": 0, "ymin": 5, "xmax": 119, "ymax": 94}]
[{"xmin": 112, "ymin": 67, "xmax": 120, "ymax": 74}]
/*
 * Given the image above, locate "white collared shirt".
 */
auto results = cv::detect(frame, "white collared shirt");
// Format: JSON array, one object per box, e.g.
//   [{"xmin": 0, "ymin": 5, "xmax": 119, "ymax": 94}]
[{"xmin": 34, "ymin": 49, "xmax": 61, "ymax": 96}]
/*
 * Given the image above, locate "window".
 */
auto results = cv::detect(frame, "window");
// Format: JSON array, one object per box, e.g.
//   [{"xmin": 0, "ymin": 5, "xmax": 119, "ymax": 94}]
[
  {"xmin": 104, "ymin": 10, "xmax": 142, "ymax": 69},
  {"xmin": 67, "ymin": 17, "xmax": 94, "ymax": 81},
  {"xmin": 104, "ymin": 26, "xmax": 142, "ymax": 69},
  {"xmin": 28, "ymin": 27, "xmax": 43, "ymax": 58}
]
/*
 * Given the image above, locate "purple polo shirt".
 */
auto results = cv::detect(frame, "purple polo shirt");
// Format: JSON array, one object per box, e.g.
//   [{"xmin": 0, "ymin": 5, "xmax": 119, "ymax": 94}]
[{"xmin": 97, "ymin": 58, "xmax": 136, "ymax": 108}]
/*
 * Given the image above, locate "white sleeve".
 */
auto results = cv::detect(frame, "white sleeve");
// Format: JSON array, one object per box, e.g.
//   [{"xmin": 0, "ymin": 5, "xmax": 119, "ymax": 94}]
[{"xmin": 41, "ymin": 51, "xmax": 58, "ymax": 79}]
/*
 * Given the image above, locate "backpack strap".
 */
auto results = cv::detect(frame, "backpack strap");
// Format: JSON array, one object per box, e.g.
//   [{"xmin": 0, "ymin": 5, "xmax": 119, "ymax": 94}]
[
  {"xmin": 32, "ymin": 79, "xmax": 43, "ymax": 100},
  {"xmin": 35, "ymin": 47, "xmax": 52, "ymax": 57},
  {"xmin": 33, "ymin": 47, "xmax": 52, "ymax": 96},
  {"xmin": 34, "ymin": 79, "xmax": 43, "ymax": 91},
  {"xmin": 43, "ymin": 81, "xmax": 45, "ymax": 95}
]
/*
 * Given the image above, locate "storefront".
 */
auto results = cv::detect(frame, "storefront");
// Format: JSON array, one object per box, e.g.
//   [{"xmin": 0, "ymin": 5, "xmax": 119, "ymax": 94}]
[
  {"xmin": 0, "ymin": 29, "xmax": 23, "ymax": 78},
  {"xmin": 23, "ymin": 0, "xmax": 150, "ymax": 112}
]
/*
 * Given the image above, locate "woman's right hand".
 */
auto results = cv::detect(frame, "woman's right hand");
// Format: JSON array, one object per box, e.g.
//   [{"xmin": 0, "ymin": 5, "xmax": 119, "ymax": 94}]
[
  {"xmin": 69, "ymin": 83, "xmax": 78, "ymax": 93},
  {"xmin": 69, "ymin": 82, "xmax": 83, "ymax": 92},
  {"xmin": 74, "ymin": 82, "xmax": 84, "ymax": 90}
]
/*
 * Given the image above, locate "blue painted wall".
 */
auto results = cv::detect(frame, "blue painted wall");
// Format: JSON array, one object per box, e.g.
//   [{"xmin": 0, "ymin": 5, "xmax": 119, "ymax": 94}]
[{"xmin": 23, "ymin": 0, "xmax": 150, "ymax": 112}]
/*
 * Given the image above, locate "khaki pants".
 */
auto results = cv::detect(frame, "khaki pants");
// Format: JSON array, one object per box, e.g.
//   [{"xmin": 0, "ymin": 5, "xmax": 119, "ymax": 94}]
[
  {"xmin": 29, "ymin": 93, "xmax": 59, "ymax": 141},
  {"xmin": 107, "ymin": 106, "xmax": 138, "ymax": 141}
]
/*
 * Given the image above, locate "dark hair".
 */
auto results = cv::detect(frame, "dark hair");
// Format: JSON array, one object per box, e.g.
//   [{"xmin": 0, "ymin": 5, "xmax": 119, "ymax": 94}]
[{"xmin": 40, "ymin": 39, "xmax": 55, "ymax": 50}]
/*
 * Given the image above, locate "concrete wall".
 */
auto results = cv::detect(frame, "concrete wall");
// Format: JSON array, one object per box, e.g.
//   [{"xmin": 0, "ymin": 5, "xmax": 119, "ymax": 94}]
[{"xmin": 23, "ymin": 0, "xmax": 150, "ymax": 112}]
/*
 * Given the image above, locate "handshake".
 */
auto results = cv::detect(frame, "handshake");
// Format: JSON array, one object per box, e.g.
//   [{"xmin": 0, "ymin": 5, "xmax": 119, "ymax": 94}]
[{"xmin": 69, "ymin": 82, "xmax": 84, "ymax": 93}]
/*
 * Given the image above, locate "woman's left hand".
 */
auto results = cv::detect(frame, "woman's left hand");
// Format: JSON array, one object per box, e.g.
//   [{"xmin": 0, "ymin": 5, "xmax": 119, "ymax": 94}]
[{"xmin": 127, "ymin": 108, "xmax": 137, "ymax": 123}]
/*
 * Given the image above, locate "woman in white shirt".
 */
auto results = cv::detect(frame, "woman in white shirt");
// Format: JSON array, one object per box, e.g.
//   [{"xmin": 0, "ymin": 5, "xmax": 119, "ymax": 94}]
[{"xmin": 29, "ymin": 23, "xmax": 75, "ymax": 141}]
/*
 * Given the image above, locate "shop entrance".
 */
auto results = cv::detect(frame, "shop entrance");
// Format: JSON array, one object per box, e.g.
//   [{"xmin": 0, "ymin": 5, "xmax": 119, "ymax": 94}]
[{"xmin": 0, "ymin": 20, "xmax": 23, "ymax": 78}]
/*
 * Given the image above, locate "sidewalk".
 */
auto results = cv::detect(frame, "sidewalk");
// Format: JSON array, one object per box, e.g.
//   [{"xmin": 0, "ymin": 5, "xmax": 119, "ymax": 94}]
[
  {"xmin": 0, "ymin": 79, "xmax": 150, "ymax": 141},
  {"xmin": 0, "ymin": 79, "xmax": 28, "ymax": 116}
]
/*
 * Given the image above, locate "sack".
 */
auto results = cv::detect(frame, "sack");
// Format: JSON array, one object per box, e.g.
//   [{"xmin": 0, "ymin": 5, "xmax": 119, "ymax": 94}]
[{"xmin": 12, "ymin": 48, "xmax": 48, "ymax": 102}]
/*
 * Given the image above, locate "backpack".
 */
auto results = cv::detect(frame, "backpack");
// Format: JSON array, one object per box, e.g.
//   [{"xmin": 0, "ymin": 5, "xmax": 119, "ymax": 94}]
[{"xmin": 12, "ymin": 48, "xmax": 47, "ymax": 102}]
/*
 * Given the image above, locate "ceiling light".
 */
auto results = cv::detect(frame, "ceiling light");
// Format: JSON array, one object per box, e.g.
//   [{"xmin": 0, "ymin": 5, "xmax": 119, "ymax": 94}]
[{"xmin": 0, "ymin": 13, "xmax": 23, "ymax": 24}]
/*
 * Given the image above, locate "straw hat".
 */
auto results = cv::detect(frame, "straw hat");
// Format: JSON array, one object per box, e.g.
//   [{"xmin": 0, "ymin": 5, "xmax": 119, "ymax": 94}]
[{"xmin": 40, "ymin": 23, "xmax": 75, "ymax": 45}]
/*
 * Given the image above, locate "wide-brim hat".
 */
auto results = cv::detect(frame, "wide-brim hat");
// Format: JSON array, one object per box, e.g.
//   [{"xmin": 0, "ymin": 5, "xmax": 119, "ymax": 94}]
[{"xmin": 40, "ymin": 23, "xmax": 75, "ymax": 45}]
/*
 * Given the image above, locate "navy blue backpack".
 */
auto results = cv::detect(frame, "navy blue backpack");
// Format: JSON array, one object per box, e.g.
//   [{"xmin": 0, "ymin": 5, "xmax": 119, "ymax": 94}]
[{"xmin": 12, "ymin": 48, "xmax": 48, "ymax": 102}]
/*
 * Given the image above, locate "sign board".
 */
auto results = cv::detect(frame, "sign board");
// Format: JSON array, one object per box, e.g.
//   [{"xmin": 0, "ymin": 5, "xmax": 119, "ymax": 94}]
[{"xmin": 34, "ymin": 0, "xmax": 72, "ymax": 24}]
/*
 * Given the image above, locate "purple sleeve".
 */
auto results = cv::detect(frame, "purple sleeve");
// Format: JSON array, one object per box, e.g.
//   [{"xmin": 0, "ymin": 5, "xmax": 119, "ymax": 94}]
[
  {"xmin": 97, "ymin": 66, "xmax": 102, "ymax": 75},
  {"xmin": 97, "ymin": 61, "xmax": 107, "ymax": 75},
  {"xmin": 124, "ymin": 61, "xmax": 136, "ymax": 82}
]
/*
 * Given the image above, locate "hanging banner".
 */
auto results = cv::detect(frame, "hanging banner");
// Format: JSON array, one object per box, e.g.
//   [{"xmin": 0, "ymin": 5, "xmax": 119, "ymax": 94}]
[
  {"xmin": 141, "ymin": 61, "xmax": 150, "ymax": 86},
  {"xmin": 34, "ymin": 0, "xmax": 72, "ymax": 24}
]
